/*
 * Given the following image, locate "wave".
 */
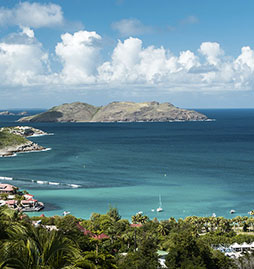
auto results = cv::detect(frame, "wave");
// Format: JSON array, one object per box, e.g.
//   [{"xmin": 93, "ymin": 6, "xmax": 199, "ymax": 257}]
[
  {"xmin": 1, "ymin": 153, "xmax": 17, "ymax": 158},
  {"xmin": 67, "ymin": 184, "xmax": 81, "ymax": 188},
  {"xmin": 41, "ymin": 148, "xmax": 52, "ymax": 152},
  {"xmin": 0, "ymin": 176, "xmax": 13, "ymax": 180},
  {"xmin": 30, "ymin": 133, "xmax": 54, "ymax": 137},
  {"xmin": 21, "ymin": 148, "xmax": 52, "ymax": 154},
  {"xmin": 48, "ymin": 182, "xmax": 60, "ymax": 185},
  {"xmin": 0, "ymin": 175, "xmax": 82, "ymax": 189},
  {"xmin": 36, "ymin": 180, "xmax": 48, "ymax": 184}
]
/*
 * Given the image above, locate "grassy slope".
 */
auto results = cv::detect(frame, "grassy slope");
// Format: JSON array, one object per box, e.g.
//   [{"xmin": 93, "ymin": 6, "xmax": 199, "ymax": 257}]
[{"xmin": 0, "ymin": 131, "xmax": 28, "ymax": 149}]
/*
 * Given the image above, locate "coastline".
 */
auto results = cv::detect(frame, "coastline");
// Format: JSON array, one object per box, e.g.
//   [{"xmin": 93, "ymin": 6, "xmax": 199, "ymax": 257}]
[
  {"xmin": 0, "ymin": 142, "xmax": 49, "ymax": 157},
  {"xmin": 0, "ymin": 126, "xmax": 52, "ymax": 158}
]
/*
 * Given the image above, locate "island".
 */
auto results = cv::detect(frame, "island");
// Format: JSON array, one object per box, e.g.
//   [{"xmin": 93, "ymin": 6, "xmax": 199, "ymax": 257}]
[
  {"xmin": 0, "ymin": 126, "xmax": 48, "ymax": 157},
  {"xmin": 0, "ymin": 111, "xmax": 15, "ymax": 116},
  {"xmin": 0, "ymin": 111, "xmax": 28, "ymax": 116},
  {"xmin": 18, "ymin": 101, "xmax": 208, "ymax": 123}
]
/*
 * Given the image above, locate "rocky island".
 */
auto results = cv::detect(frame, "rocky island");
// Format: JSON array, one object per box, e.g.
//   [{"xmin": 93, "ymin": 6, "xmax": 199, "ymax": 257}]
[
  {"xmin": 0, "ymin": 111, "xmax": 28, "ymax": 116},
  {"xmin": 18, "ymin": 101, "xmax": 208, "ymax": 122},
  {"xmin": 0, "ymin": 126, "xmax": 48, "ymax": 157}
]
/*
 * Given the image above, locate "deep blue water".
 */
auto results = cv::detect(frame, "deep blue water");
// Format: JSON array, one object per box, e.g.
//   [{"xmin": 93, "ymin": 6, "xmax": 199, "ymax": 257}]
[{"xmin": 0, "ymin": 109, "xmax": 254, "ymax": 220}]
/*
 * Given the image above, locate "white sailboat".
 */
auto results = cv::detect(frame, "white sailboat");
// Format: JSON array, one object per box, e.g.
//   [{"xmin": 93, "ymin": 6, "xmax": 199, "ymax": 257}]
[{"xmin": 157, "ymin": 195, "xmax": 163, "ymax": 212}]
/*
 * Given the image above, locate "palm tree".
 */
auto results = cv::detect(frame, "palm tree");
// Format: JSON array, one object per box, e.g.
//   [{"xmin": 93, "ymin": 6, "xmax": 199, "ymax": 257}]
[
  {"xmin": 157, "ymin": 222, "xmax": 169, "ymax": 236},
  {"xmin": 0, "ymin": 225, "xmax": 80, "ymax": 268},
  {"xmin": 74, "ymin": 250, "xmax": 117, "ymax": 269}
]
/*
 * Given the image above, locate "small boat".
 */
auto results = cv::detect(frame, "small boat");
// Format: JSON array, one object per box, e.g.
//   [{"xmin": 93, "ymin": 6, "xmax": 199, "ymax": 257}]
[
  {"xmin": 157, "ymin": 195, "xmax": 163, "ymax": 212},
  {"xmin": 212, "ymin": 213, "xmax": 216, "ymax": 217},
  {"xmin": 248, "ymin": 210, "xmax": 254, "ymax": 215},
  {"xmin": 63, "ymin": 211, "xmax": 70, "ymax": 216},
  {"xmin": 230, "ymin": 209, "xmax": 236, "ymax": 214}
]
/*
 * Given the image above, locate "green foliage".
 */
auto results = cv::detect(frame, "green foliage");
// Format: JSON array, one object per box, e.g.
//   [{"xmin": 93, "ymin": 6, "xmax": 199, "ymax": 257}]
[
  {"xmin": 165, "ymin": 231, "xmax": 234, "ymax": 269},
  {"xmin": 0, "ymin": 130, "xmax": 27, "ymax": 149},
  {"xmin": 118, "ymin": 235, "xmax": 160, "ymax": 269},
  {"xmin": 107, "ymin": 206, "xmax": 121, "ymax": 222},
  {"xmin": 1, "ymin": 206, "xmax": 252, "ymax": 268}
]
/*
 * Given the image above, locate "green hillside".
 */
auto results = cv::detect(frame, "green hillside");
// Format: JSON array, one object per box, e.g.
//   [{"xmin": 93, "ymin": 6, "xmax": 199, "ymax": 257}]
[{"xmin": 0, "ymin": 130, "xmax": 28, "ymax": 149}]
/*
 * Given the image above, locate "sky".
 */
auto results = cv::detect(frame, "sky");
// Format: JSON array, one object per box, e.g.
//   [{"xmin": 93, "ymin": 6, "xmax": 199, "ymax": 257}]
[{"xmin": 1, "ymin": 0, "xmax": 254, "ymax": 108}]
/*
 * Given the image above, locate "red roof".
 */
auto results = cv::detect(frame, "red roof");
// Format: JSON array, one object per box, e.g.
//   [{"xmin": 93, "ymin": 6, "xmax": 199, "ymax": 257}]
[
  {"xmin": 93, "ymin": 233, "xmax": 109, "ymax": 240},
  {"xmin": 76, "ymin": 223, "xmax": 109, "ymax": 239},
  {"xmin": 130, "ymin": 223, "xmax": 143, "ymax": 227},
  {"xmin": 0, "ymin": 184, "xmax": 15, "ymax": 192},
  {"xmin": 21, "ymin": 199, "xmax": 37, "ymax": 203},
  {"xmin": 5, "ymin": 200, "xmax": 16, "ymax": 205}
]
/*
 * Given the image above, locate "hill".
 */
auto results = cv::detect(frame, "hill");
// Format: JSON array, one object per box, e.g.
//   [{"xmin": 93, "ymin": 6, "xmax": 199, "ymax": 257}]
[{"xmin": 18, "ymin": 101, "xmax": 208, "ymax": 122}]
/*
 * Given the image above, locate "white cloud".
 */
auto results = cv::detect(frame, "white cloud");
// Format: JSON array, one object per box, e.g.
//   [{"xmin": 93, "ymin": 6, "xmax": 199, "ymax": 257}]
[
  {"xmin": 0, "ymin": 28, "xmax": 49, "ymax": 86},
  {"xmin": 0, "ymin": 2, "xmax": 63, "ymax": 28},
  {"xmin": 21, "ymin": 26, "xmax": 35, "ymax": 38},
  {"xmin": 98, "ymin": 37, "xmax": 201, "ymax": 84},
  {"xmin": 199, "ymin": 42, "xmax": 224, "ymax": 65},
  {"xmin": 112, "ymin": 18, "xmax": 153, "ymax": 36},
  {"xmin": 180, "ymin": 15, "xmax": 199, "ymax": 25},
  {"xmin": 1, "ymin": 27, "xmax": 254, "ymax": 94},
  {"xmin": 55, "ymin": 31, "xmax": 102, "ymax": 84}
]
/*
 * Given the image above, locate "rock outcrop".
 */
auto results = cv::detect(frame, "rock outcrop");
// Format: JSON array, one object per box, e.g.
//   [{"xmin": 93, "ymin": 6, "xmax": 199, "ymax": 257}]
[
  {"xmin": 0, "ymin": 126, "xmax": 48, "ymax": 157},
  {"xmin": 0, "ymin": 126, "xmax": 48, "ymax": 137},
  {"xmin": 0, "ymin": 111, "xmax": 15, "ymax": 116},
  {"xmin": 0, "ymin": 141, "xmax": 45, "ymax": 157},
  {"xmin": 18, "ymin": 101, "xmax": 208, "ymax": 123},
  {"xmin": 0, "ymin": 111, "xmax": 28, "ymax": 116}
]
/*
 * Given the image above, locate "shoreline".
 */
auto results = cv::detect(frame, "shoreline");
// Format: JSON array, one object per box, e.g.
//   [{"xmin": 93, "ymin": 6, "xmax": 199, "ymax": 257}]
[{"xmin": 0, "ymin": 126, "xmax": 52, "ymax": 158}]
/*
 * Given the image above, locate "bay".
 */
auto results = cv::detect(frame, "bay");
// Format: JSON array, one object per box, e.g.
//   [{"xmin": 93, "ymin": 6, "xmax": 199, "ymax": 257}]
[{"xmin": 0, "ymin": 109, "xmax": 254, "ymax": 220}]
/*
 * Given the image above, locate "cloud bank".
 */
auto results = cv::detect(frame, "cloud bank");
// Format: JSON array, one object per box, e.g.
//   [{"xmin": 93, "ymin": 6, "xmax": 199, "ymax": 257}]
[{"xmin": 0, "ymin": 26, "xmax": 254, "ymax": 94}]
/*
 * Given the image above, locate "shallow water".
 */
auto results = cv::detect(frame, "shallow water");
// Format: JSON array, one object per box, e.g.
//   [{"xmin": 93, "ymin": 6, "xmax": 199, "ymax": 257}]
[{"xmin": 0, "ymin": 109, "xmax": 254, "ymax": 220}]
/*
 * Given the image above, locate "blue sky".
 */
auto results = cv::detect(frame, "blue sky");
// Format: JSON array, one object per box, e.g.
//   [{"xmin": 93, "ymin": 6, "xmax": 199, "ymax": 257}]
[{"xmin": 0, "ymin": 0, "xmax": 254, "ymax": 108}]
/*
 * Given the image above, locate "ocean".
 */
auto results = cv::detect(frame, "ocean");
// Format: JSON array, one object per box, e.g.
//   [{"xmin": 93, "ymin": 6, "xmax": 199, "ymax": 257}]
[{"xmin": 0, "ymin": 109, "xmax": 254, "ymax": 220}]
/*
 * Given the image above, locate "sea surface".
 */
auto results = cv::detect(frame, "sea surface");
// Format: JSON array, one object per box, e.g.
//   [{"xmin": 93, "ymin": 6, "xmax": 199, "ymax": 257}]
[{"xmin": 0, "ymin": 109, "xmax": 254, "ymax": 220}]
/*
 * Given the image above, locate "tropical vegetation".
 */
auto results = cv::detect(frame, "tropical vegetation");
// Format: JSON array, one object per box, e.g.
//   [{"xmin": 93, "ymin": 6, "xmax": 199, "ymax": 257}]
[{"xmin": 1, "ymin": 205, "xmax": 254, "ymax": 268}]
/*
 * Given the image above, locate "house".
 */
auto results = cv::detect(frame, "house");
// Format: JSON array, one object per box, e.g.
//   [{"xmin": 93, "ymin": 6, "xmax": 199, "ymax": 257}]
[
  {"xmin": 0, "ymin": 184, "xmax": 15, "ymax": 194},
  {"xmin": 24, "ymin": 194, "xmax": 34, "ymax": 200},
  {"xmin": 21, "ymin": 199, "xmax": 38, "ymax": 208},
  {"xmin": 4, "ymin": 200, "xmax": 18, "ymax": 208}
]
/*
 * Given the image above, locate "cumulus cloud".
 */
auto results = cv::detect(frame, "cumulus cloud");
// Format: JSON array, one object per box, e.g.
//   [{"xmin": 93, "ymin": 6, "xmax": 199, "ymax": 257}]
[
  {"xmin": 55, "ymin": 31, "xmax": 102, "ymax": 84},
  {"xmin": 112, "ymin": 18, "xmax": 153, "ymax": 36},
  {"xmin": 0, "ymin": 28, "xmax": 49, "ymax": 86},
  {"xmin": 0, "ymin": 2, "xmax": 63, "ymax": 28},
  {"xmin": 199, "ymin": 42, "xmax": 224, "ymax": 65},
  {"xmin": 98, "ymin": 38, "xmax": 201, "ymax": 85},
  {"xmin": 1, "ymin": 27, "xmax": 254, "ymax": 94}
]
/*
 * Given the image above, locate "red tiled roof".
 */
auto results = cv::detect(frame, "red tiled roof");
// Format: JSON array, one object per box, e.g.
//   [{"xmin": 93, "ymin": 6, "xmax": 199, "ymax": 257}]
[
  {"xmin": 130, "ymin": 223, "xmax": 143, "ymax": 227},
  {"xmin": 21, "ymin": 199, "xmax": 37, "ymax": 203},
  {"xmin": 76, "ymin": 223, "xmax": 109, "ymax": 239},
  {"xmin": 5, "ymin": 200, "xmax": 16, "ymax": 205},
  {"xmin": 0, "ymin": 184, "xmax": 15, "ymax": 192},
  {"xmin": 93, "ymin": 233, "xmax": 109, "ymax": 240}
]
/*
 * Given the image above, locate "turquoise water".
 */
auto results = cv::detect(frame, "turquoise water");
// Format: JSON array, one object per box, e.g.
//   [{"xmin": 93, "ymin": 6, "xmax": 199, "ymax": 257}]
[{"xmin": 0, "ymin": 109, "xmax": 254, "ymax": 220}]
